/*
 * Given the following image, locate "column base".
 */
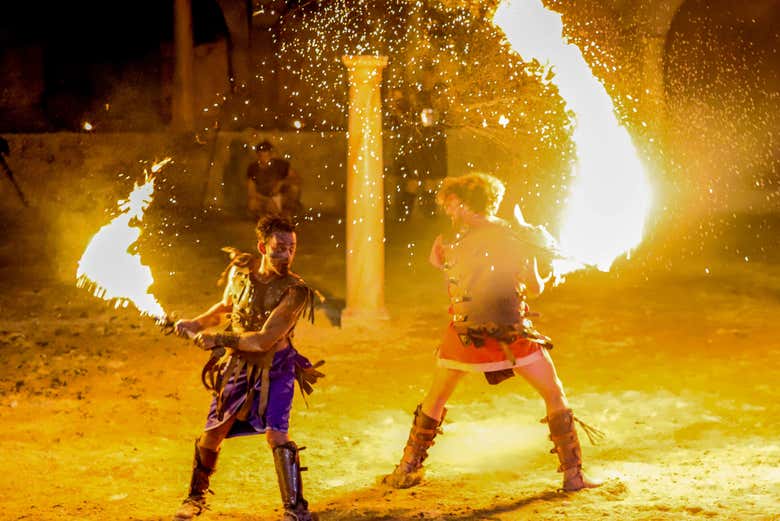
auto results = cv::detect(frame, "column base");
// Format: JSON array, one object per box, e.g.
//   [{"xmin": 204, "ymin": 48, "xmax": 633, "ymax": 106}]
[{"xmin": 340, "ymin": 307, "xmax": 390, "ymax": 329}]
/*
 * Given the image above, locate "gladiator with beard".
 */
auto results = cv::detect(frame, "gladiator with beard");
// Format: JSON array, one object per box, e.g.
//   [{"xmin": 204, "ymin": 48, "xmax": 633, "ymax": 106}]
[
  {"xmin": 383, "ymin": 173, "xmax": 602, "ymax": 492},
  {"xmin": 172, "ymin": 216, "xmax": 323, "ymax": 521}
]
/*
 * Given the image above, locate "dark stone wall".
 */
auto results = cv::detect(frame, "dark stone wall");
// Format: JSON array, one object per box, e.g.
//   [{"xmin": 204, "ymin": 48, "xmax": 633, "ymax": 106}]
[
  {"xmin": 0, "ymin": 133, "xmax": 209, "ymax": 282},
  {"xmin": 0, "ymin": 127, "xmax": 564, "ymax": 283}
]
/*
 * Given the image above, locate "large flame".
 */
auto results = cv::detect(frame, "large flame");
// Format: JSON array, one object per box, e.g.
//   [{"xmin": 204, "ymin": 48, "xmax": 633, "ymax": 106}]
[
  {"xmin": 494, "ymin": 0, "xmax": 652, "ymax": 277},
  {"xmin": 76, "ymin": 158, "xmax": 171, "ymax": 320}
]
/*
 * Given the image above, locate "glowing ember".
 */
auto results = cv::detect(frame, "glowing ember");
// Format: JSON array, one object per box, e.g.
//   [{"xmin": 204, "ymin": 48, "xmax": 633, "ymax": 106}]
[
  {"xmin": 494, "ymin": 0, "xmax": 652, "ymax": 278},
  {"xmin": 150, "ymin": 157, "xmax": 172, "ymax": 173},
  {"xmin": 82, "ymin": 121, "xmax": 94, "ymax": 131},
  {"xmin": 76, "ymin": 158, "xmax": 172, "ymax": 320}
]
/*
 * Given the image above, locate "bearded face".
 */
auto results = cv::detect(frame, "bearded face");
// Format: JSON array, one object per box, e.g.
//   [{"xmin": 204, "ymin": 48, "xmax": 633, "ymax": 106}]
[
  {"xmin": 442, "ymin": 194, "xmax": 470, "ymax": 227},
  {"xmin": 261, "ymin": 231, "xmax": 296, "ymax": 275}
]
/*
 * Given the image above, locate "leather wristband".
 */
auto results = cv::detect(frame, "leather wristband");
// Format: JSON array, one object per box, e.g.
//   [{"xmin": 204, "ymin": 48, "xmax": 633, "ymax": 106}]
[{"xmin": 214, "ymin": 332, "xmax": 241, "ymax": 348}]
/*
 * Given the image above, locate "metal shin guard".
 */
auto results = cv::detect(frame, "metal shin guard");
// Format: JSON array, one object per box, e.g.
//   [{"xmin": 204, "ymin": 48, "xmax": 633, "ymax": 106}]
[
  {"xmin": 546, "ymin": 409, "xmax": 600, "ymax": 491},
  {"xmin": 174, "ymin": 440, "xmax": 219, "ymax": 520},
  {"xmin": 383, "ymin": 404, "xmax": 446, "ymax": 489},
  {"xmin": 272, "ymin": 442, "xmax": 314, "ymax": 521}
]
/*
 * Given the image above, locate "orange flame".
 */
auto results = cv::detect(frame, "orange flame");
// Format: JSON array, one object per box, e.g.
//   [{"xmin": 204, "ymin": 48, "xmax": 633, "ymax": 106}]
[
  {"xmin": 494, "ymin": 0, "xmax": 652, "ymax": 280},
  {"xmin": 76, "ymin": 159, "xmax": 172, "ymax": 320}
]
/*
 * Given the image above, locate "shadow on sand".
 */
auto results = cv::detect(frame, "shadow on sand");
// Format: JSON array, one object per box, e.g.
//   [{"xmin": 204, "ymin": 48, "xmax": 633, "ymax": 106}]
[
  {"xmin": 133, "ymin": 482, "xmax": 567, "ymax": 521},
  {"xmin": 312, "ymin": 481, "xmax": 568, "ymax": 521}
]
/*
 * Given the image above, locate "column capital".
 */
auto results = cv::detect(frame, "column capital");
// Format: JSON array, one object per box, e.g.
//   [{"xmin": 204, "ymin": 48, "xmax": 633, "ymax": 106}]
[
  {"xmin": 173, "ymin": 0, "xmax": 195, "ymax": 132},
  {"xmin": 341, "ymin": 55, "xmax": 388, "ymax": 71}
]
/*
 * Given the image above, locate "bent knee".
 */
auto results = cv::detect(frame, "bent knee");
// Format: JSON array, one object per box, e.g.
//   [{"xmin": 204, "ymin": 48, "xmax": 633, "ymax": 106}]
[{"xmin": 266, "ymin": 429, "xmax": 291, "ymax": 448}]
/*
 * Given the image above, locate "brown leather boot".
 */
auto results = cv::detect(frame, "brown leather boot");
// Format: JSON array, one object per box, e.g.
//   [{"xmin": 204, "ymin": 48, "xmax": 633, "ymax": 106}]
[
  {"xmin": 273, "ymin": 441, "xmax": 316, "ymax": 521},
  {"xmin": 545, "ymin": 408, "xmax": 602, "ymax": 491},
  {"xmin": 382, "ymin": 404, "xmax": 446, "ymax": 489},
  {"xmin": 173, "ymin": 439, "xmax": 219, "ymax": 520}
]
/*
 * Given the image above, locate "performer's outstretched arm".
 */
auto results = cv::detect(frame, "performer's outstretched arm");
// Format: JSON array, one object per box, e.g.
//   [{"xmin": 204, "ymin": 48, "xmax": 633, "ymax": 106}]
[{"xmin": 176, "ymin": 300, "xmax": 232, "ymax": 337}]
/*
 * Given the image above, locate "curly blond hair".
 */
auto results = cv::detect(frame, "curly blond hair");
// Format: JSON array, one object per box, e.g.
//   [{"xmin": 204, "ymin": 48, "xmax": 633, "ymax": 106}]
[{"xmin": 436, "ymin": 173, "xmax": 506, "ymax": 216}]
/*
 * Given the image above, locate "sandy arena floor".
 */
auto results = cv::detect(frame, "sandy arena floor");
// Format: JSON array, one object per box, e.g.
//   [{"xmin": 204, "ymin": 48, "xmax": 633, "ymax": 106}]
[{"xmin": 0, "ymin": 213, "xmax": 778, "ymax": 521}]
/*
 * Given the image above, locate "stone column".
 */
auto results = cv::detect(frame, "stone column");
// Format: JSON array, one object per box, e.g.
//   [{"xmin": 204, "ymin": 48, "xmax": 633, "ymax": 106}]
[
  {"xmin": 216, "ymin": 0, "xmax": 250, "ymax": 86},
  {"xmin": 341, "ymin": 55, "xmax": 389, "ymax": 326},
  {"xmin": 173, "ymin": 0, "xmax": 196, "ymax": 131}
]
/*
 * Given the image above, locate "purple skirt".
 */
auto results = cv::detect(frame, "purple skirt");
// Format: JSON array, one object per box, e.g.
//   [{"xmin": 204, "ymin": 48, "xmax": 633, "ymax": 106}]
[{"xmin": 204, "ymin": 346, "xmax": 308, "ymax": 437}]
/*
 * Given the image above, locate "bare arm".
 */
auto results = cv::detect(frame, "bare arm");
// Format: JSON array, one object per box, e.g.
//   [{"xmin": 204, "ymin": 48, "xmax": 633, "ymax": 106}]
[
  {"xmin": 236, "ymin": 286, "xmax": 308, "ymax": 353},
  {"xmin": 247, "ymin": 179, "xmax": 258, "ymax": 208},
  {"xmin": 193, "ymin": 301, "xmax": 233, "ymax": 328},
  {"xmin": 175, "ymin": 300, "xmax": 232, "ymax": 337},
  {"xmin": 429, "ymin": 234, "xmax": 446, "ymax": 269},
  {"xmin": 287, "ymin": 166, "xmax": 300, "ymax": 182}
]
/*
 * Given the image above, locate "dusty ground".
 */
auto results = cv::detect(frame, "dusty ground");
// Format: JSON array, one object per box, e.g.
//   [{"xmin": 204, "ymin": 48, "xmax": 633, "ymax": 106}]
[{"xmin": 1, "ymin": 211, "xmax": 779, "ymax": 521}]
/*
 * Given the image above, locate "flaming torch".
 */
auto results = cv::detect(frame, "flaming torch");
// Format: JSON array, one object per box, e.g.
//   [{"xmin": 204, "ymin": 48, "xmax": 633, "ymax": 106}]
[
  {"xmin": 494, "ymin": 0, "xmax": 653, "ymax": 282},
  {"xmin": 76, "ymin": 158, "xmax": 174, "ymax": 327}
]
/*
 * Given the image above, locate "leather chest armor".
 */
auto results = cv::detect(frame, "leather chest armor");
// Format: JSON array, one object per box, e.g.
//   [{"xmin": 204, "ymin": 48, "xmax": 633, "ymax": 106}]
[
  {"xmin": 226, "ymin": 266, "xmax": 307, "ymax": 335},
  {"xmin": 204, "ymin": 256, "xmax": 316, "ymax": 422},
  {"xmin": 444, "ymin": 219, "xmax": 530, "ymax": 328}
]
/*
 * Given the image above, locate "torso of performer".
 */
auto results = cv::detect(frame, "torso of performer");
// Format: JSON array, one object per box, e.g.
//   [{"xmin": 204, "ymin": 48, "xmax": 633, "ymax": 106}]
[
  {"xmin": 225, "ymin": 261, "xmax": 308, "ymax": 348},
  {"xmin": 203, "ymin": 253, "xmax": 316, "ymax": 437},
  {"xmin": 436, "ymin": 217, "xmax": 549, "ymax": 376},
  {"xmin": 444, "ymin": 218, "xmax": 533, "ymax": 327}
]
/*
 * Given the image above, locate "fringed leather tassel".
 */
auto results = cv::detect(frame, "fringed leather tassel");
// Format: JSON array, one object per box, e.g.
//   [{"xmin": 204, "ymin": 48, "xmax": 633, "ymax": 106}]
[{"xmin": 573, "ymin": 415, "xmax": 606, "ymax": 445}]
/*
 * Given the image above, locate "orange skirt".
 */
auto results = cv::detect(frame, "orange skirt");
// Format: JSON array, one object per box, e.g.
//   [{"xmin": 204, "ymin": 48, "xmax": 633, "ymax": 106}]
[{"xmin": 437, "ymin": 323, "xmax": 544, "ymax": 373}]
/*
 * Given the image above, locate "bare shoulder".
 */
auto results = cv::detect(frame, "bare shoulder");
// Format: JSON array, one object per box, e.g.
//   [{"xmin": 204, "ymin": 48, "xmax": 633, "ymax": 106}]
[
  {"xmin": 475, "ymin": 216, "xmax": 515, "ymax": 241},
  {"xmin": 273, "ymin": 273, "xmax": 319, "ymax": 324}
]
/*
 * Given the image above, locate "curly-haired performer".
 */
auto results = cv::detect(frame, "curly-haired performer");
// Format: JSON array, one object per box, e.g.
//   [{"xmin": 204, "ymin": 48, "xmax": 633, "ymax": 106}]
[
  {"xmin": 173, "ymin": 216, "xmax": 324, "ymax": 521},
  {"xmin": 383, "ymin": 173, "xmax": 602, "ymax": 492}
]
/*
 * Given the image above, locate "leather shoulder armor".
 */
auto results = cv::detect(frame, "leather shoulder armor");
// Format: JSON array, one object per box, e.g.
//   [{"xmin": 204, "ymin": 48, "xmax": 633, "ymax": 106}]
[
  {"xmin": 263, "ymin": 273, "xmax": 306, "ymax": 310},
  {"xmin": 227, "ymin": 265, "xmax": 316, "ymax": 332}
]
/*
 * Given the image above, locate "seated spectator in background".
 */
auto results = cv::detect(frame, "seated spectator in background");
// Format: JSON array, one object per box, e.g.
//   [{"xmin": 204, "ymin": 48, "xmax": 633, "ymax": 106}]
[{"xmin": 246, "ymin": 140, "xmax": 302, "ymax": 219}]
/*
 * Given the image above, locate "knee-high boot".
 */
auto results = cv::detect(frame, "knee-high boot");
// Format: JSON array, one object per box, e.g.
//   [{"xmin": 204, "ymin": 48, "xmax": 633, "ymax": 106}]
[
  {"xmin": 173, "ymin": 439, "xmax": 219, "ymax": 520},
  {"xmin": 545, "ymin": 408, "xmax": 602, "ymax": 491},
  {"xmin": 382, "ymin": 404, "xmax": 446, "ymax": 489},
  {"xmin": 273, "ymin": 441, "xmax": 315, "ymax": 521}
]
